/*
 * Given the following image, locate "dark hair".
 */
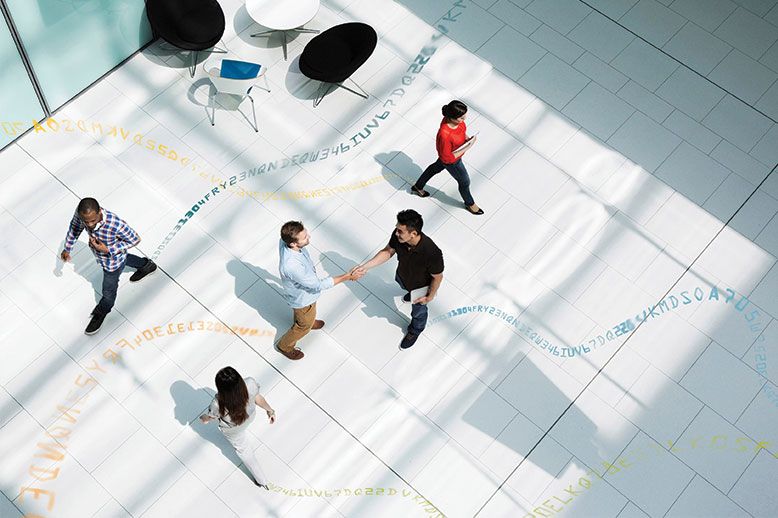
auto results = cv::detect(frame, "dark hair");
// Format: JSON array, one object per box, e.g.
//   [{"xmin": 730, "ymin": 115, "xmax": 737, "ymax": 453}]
[
  {"xmin": 77, "ymin": 197, "xmax": 100, "ymax": 215},
  {"xmin": 396, "ymin": 209, "xmax": 423, "ymax": 235},
  {"xmin": 441, "ymin": 100, "xmax": 467, "ymax": 120},
  {"xmin": 280, "ymin": 221, "xmax": 304, "ymax": 246},
  {"xmin": 215, "ymin": 366, "xmax": 249, "ymax": 426}
]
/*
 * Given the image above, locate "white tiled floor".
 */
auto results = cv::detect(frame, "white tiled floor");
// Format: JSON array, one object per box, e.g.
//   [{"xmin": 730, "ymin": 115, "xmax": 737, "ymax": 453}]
[{"xmin": 1, "ymin": 0, "xmax": 778, "ymax": 516}]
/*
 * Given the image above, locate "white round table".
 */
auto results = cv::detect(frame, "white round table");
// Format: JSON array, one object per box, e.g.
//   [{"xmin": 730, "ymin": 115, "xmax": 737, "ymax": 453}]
[{"xmin": 246, "ymin": 0, "xmax": 321, "ymax": 60}]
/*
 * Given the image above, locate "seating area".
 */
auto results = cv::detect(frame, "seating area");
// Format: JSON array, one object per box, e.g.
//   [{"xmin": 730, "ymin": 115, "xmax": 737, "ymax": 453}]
[{"xmin": 149, "ymin": 0, "xmax": 378, "ymax": 127}]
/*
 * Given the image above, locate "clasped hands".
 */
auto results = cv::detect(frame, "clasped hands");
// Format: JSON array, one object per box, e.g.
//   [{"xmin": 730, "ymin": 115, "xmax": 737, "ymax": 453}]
[{"xmin": 348, "ymin": 265, "xmax": 367, "ymax": 281}]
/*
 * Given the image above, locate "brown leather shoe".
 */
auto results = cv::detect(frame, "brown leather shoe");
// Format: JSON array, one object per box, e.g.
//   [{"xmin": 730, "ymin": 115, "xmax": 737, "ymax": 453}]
[
  {"xmin": 279, "ymin": 347, "xmax": 304, "ymax": 360},
  {"xmin": 312, "ymin": 320, "xmax": 325, "ymax": 330}
]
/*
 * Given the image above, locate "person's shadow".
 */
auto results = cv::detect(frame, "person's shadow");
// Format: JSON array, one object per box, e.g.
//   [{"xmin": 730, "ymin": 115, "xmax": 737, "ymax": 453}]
[
  {"xmin": 374, "ymin": 151, "xmax": 463, "ymax": 209},
  {"xmin": 322, "ymin": 250, "xmax": 409, "ymax": 329},
  {"xmin": 54, "ymin": 240, "xmax": 104, "ymax": 304},
  {"xmin": 170, "ymin": 380, "xmax": 245, "ymax": 472},
  {"xmin": 226, "ymin": 258, "xmax": 288, "ymax": 346}
]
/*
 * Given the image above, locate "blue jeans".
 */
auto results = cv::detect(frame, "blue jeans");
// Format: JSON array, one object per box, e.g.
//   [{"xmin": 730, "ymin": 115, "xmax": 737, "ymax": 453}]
[
  {"xmin": 395, "ymin": 274, "xmax": 428, "ymax": 336},
  {"xmin": 95, "ymin": 254, "xmax": 148, "ymax": 316},
  {"xmin": 414, "ymin": 158, "xmax": 475, "ymax": 207}
]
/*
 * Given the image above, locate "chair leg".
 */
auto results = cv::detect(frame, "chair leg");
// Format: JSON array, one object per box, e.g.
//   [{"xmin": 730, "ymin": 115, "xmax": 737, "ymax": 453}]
[
  {"xmin": 255, "ymin": 74, "xmax": 271, "ymax": 93},
  {"xmin": 251, "ymin": 29, "xmax": 277, "ymax": 37},
  {"xmin": 189, "ymin": 50, "xmax": 198, "ymax": 77},
  {"xmin": 336, "ymin": 78, "xmax": 369, "ymax": 99},
  {"xmin": 282, "ymin": 31, "xmax": 288, "ymax": 61},
  {"xmin": 313, "ymin": 82, "xmax": 335, "ymax": 107},
  {"xmin": 208, "ymin": 89, "xmax": 216, "ymax": 126},
  {"xmin": 248, "ymin": 95, "xmax": 258, "ymax": 133}
]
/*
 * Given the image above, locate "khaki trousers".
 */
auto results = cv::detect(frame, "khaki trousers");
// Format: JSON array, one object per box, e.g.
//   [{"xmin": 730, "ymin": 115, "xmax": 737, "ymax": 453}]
[{"xmin": 277, "ymin": 302, "xmax": 317, "ymax": 352}]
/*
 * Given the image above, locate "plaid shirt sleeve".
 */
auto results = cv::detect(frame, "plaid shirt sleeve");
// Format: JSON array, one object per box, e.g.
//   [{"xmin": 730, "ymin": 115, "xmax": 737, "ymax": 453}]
[
  {"xmin": 108, "ymin": 219, "xmax": 140, "ymax": 257},
  {"xmin": 63, "ymin": 213, "xmax": 84, "ymax": 252}
]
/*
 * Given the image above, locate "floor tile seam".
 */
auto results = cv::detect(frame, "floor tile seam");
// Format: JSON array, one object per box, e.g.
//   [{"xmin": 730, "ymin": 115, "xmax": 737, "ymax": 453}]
[
  {"xmin": 598, "ymin": 427, "xmax": 705, "ymax": 518},
  {"xmin": 656, "ymin": 382, "xmax": 777, "ymax": 471},
  {"xmin": 704, "ymin": 472, "xmax": 758, "ymax": 518},
  {"xmin": 305, "ymin": 353, "xmax": 351, "ymax": 397},
  {"xmin": 724, "ymin": 3, "xmax": 778, "ymax": 29},
  {"xmin": 735, "ymin": 380, "xmax": 768, "ymax": 426},
  {"xmin": 757, "ymin": 37, "xmax": 778, "ymax": 64},
  {"xmin": 0, "ymin": 240, "xmax": 48, "ymax": 284},
  {"xmin": 474, "ymin": 158, "xmax": 778, "ymax": 515},
  {"xmin": 710, "ymin": 43, "xmax": 738, "ymax": 77},
  {"xmin": 744, "ymin": 257, "xmax": 778, "ymax": 308},
  {"xmin": 677, "ymin": 339, "xmax": 716, "ymax": 388},
  {"xmin": 516, "ymin": 62, "xmax": 593, "ymax": 112},
  {"xmin": 698, "ymin": 170, "xmax": 738, "ymax": 209},
  {"xmin": 679, "ymin": 317, "xmax": 770, "ymax": 385},
  {"xmin": 470, "ymin": 14, "xmax": 509, "ymax": 54},
  {"xmin": 104, "ymin": 451, "xmax": 188, "ymax": 517},
  {"xmin": 58, "ymin": 418, "xmax": 140, "ymax": 512},
  {"xmin": 608, "ymin": 379, "xmax": 706, "ymax": 446},
  {"xmin": 607, "ymin": 355, "xmax": 653, "ymax": 409},
  {"xmin": 157, "ymin": 429, "xmax": 246, "ymax": 516},
  {"xmin": 573, "ymin": 0, "xmax": 778, "ymax": 125},
  {"xmin": 603, "ymin": 87, "xmax": 776, "ymax": 179},
  {"xmin": 580, "ymin": 209, "xmax": 673, "ymax": 276},
  {"xmin": 725, "ymin": 449, "xmax": 763, "ymax": 502},
  {"xmin": 752, "ymin": 208, "xmax": 778, "ymax": 247},
  {"xmin": 457, "ymin": 245, "xmax": 502, "ymax": 290},
  {"xmin": 517, "ymin": 427, "xmax": 643, "ymax": 513},
  {"xmin": 0, "ymin": 285, "xmax": 79, "ymax": 378},
  {"xmin": 434, "ymin": 1, "xmax": 506, "ymax": 42},
  {"xmin": 0, "ymin": 390, "xmax": 24, "ymax": 430},
  {"xmin": 659, "ymin": 469, "xmax": 697, "ymax": 517}
]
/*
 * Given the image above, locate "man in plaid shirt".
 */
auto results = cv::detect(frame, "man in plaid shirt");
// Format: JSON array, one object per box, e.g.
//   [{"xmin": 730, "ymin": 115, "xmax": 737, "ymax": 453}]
[{"xmin": 60, "ymin": 198, "xmax": 157, "ymax": 335}]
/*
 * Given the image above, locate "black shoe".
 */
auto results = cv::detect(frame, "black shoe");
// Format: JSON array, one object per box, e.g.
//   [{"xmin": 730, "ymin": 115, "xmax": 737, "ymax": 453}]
[
  {"xmin": 466, "ymin": 204, "xmax": 485, "ymax": 215},
  {"xmin": 403, "ymin": 292, "xmax": 411, "ymax": 302},
  {"xmin": 130, "ymin": 260, "xmax": 157, "ymax": 282},
  {"xmin": 411, "ymin": 185, "xmax": 430, "ymax": 198},
  {"xmin": 400, "ymin": 332, "xmax": 418, "ymax": 349},
  {"xmin": 85, "ymin": 313, "xmax": 106, "ymax": 335}
]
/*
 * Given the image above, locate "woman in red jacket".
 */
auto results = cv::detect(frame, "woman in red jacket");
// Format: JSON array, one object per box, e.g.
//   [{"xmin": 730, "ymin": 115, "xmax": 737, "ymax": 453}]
[{"xmin": 411, "ymin": 100, "xmax": 483, "ymax": 215}]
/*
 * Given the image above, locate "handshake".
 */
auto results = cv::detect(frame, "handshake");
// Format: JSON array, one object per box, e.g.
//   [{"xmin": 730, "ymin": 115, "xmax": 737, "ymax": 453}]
[
  {"xmin": 347, "ymin": 265, "xmax": 367, "ymax": 281},
  {"xmin": 335, "ymin": 265, "xmax": 368, "ymax": 284}
]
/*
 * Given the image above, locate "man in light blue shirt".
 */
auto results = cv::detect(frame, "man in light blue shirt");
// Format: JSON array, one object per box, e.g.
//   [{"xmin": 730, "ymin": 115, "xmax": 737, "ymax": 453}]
[{"xmin": 277, "ymin": 221, "xmax": 355, "ymax": 360}]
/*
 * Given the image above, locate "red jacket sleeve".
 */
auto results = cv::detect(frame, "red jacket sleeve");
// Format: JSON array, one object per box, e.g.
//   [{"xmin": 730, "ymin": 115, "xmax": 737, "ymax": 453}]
[{"xmin": 437, "ymin": 130, "xmax": 456, "ymax": 164}]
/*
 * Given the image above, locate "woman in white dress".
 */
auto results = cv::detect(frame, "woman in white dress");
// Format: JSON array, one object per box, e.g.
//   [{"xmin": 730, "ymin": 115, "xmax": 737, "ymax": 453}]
[{"xmin": 199, "ymin": 366, "xmax": 276, "ymax": 489}]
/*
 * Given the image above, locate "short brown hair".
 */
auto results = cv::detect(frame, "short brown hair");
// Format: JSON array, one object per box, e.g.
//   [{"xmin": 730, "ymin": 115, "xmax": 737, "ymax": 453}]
[{"xmin": 280, "ymin": 221, "xmax": 304, "ymax": 246}]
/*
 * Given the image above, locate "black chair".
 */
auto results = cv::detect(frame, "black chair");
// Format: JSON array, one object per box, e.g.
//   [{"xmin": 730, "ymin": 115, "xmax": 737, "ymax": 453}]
[
  {"xmin": 299, "ymin": 22, "xmax": 377, "ymax": 107},
  {"xmin": 146, "ymin": 0, "xmax": 227, "ymax": 77}
]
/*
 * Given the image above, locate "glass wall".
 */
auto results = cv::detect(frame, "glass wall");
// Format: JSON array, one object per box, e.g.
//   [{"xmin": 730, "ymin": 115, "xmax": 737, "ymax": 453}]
[
  {"xmin": 0, "ymin": 14, "xmax": 44, "ymax": 149},
  {"xmin": 5, "ymin": 0, "xmax": 152, "ymax": 111}
]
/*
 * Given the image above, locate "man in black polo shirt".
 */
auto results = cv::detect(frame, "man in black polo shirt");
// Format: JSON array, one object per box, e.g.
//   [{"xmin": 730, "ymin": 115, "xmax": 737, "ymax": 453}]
[{"xmin": 354, "ymin": 209, "xmax": 444, "ymax": 349}]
